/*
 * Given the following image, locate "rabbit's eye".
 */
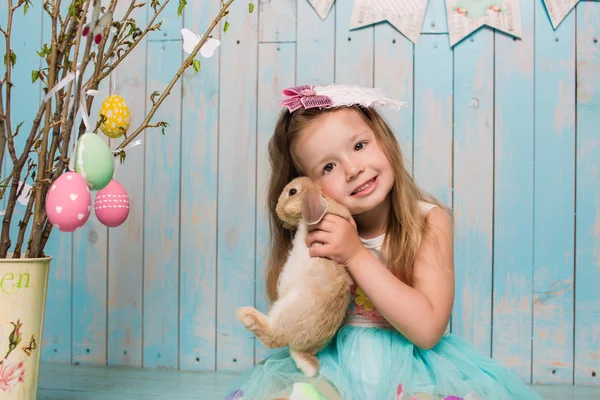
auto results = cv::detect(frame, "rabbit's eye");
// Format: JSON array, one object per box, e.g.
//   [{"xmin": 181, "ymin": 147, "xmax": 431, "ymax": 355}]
[{"xmin": 289, "ymin": 188, "xmax": 297, "ymax": 196}]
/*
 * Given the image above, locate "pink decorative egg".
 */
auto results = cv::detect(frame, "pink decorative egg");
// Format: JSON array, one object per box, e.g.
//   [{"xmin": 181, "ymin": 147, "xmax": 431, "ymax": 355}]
[
  {"xmin": 45, "ymin": 172, "xmax": 92, "ymax": 232},
  {"xmin": 94, "ymin": 179, "xmax": 130, "ymax": 227}
]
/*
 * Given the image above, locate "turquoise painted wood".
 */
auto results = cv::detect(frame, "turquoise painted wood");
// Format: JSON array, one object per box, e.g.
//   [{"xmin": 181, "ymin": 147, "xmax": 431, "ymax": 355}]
[
  {"xmin": 492, "ymin": 0, "xmax": 535, "ymax": 382},
  {"xmin": 255, "ymin": 42, "xmax": 296, "ymax": 363},
  {"xmin": 336, "ymin": 0, "xmax": 373, "ymax": 87},
  {"xmin": 216, "ymin": 0, "xmax": 258, "ymax": 372},
  {"xmin": 533, "ymin": 0, "xmax": 576, "ymax": 385},
  {"xmin": 575, "ymin": 2, "xmax": 600, "ymax": 387},
  {"xmin": 296, "ymin": 0, "xmax": 334, "ymax": 85},
  {"xmin": 453, "ymin": 28, "xmax": 495, "ymax": 357},
  {"xmin": 105, "ymin": 1, "xmax": 147, "ymax": 369},
  {"xmin": 144, "ymin": 0, "xmax": 184, "ymax": 369},
  {"xmin": 179, "ymin": 0, "xmax": 221, "ymax": 371},
  {"xmin": 0, "ymin": 0, "xmax": 599, "ymax": 389},
  {"xmin": 413, "ymin": 34, "xmax": 453, "ymax": 209},
  {"xmin": 374, "ymin": 24, "xmax": 413, "ymax": 171}
]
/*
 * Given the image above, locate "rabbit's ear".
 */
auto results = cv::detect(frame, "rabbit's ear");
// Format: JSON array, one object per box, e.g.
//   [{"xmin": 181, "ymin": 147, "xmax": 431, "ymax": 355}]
[{"xmin": 302, "ymin": 185, "xmax": 328, "ymax": 225}]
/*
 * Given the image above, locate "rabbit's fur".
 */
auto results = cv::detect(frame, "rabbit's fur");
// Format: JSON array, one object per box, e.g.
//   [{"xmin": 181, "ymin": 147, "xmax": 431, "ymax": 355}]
[{"xmin": 236, "ymin": 177, "xmax": 353, "ymax": 377}]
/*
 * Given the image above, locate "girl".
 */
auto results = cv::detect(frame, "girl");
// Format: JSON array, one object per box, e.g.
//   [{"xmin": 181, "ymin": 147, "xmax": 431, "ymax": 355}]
[{"xmin": 226, "ymin": 84, "xmax": 543, "ymax": 400}]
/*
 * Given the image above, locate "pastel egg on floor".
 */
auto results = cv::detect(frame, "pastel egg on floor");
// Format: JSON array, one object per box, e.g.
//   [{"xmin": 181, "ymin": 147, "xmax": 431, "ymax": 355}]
[
  {"xmin": 94, "ymin": 179, "xmax": 130, "ymax": 228},
  {"xmin": 45, "ymin": 172, "xmax": 92, "ymax": 232},
  {"xmin": 99, "ymin": 94, "xmax": 131, "ymax": 138},
  {"xmin": 74, "ymin": 132, "xmax": 114, "ymax": 191}
]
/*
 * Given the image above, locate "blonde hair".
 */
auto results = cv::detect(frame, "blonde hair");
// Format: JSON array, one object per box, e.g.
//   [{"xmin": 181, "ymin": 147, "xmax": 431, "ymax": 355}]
[{"xmin": 265, "ymin": 106, "xmax": 450, "ymax": 303}]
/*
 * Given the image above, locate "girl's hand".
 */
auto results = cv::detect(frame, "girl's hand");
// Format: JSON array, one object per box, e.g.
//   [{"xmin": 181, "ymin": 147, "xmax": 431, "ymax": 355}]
[{"xmin": 305, "ymin": 214, "xmax": 364, "ymax": 266}]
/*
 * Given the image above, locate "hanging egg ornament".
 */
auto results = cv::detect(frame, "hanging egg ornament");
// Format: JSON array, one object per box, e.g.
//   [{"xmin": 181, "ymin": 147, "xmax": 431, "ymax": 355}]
[
  {"xmin": 45, "ymin": 172, "xmax": 92, "ymax": 232},
  {"xmin": 74, "ymin": 132, "xmax": 114, "ymax": 191},
  {"xmin": 99, "ymin": 94, "xmax": 131, "ymax": 138},
  {"xmin": 94, "ymin": 179, "xmax": 130, "ymax": 227}
]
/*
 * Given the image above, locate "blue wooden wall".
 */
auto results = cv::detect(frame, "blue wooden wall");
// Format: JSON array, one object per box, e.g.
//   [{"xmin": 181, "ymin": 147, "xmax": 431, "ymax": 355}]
[{"xmin": 1, "ymin": 0, "xmax": 599, "ymax": 387}]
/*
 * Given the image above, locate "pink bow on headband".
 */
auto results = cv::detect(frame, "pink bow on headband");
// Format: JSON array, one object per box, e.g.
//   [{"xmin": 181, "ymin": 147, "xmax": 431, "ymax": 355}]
[{"xmin": 278, "ymin": 85, "xmax": 334, "ymax": 112}]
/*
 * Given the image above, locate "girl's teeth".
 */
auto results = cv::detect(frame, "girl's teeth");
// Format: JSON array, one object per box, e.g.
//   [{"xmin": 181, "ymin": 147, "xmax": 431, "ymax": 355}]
[{"xmin": 354, "ymin": 179, "xmax": 373, "ymax": 194}]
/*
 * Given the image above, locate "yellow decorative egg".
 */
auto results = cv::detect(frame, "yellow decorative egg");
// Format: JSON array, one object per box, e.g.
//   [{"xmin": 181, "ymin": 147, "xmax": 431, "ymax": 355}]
[{"xmin": 99, "ymin": 94, "xmax": 131, "ymax": 138}]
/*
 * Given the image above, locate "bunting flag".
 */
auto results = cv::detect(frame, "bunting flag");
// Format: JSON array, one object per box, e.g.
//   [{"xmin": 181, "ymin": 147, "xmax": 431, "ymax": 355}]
[
  {"xmin": 446, "ymin": 0, "xmax": 522, "ymax": 47},
  {"xmin": 349, "ymin": 0, "xmax": 429, "ymax": 44},
  {"xmin": 304, "ymin": 0, "xmax": 576, "ymax": 47},
  {"xmin": 308, "ymin": 0, "xmax": 335, "ymax": 20},
  {"xmin": 542, "ymin": 0, "xmax": 579, "ymax": 28}
]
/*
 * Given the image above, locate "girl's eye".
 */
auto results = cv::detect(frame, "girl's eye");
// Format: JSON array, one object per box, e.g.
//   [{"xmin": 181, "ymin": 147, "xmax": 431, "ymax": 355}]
[
  {"xmin": 323, "ymin": 163, "xmax": 334, "ymax": 174},
  {"xmin": 354, "ymin": 142, "xmax": 365, "ymax": 151}
]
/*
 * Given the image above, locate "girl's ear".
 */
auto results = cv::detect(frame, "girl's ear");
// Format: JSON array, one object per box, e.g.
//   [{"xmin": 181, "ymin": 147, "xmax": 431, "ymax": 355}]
[{"xmin": 302, "ymin": 185, "xmax": 328, "ymax": 225}]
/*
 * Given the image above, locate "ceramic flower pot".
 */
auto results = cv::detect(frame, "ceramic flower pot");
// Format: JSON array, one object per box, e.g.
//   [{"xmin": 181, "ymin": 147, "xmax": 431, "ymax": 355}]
[{"xmin": 0, "ymin": 255, "xmax": 51, "ymax": 400}]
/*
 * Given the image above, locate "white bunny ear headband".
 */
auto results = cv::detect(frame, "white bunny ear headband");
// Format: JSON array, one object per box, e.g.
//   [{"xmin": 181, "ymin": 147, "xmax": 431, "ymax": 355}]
[{"xmin": 277, "ymin": 84, "xmax": 407, "ymax": 113}]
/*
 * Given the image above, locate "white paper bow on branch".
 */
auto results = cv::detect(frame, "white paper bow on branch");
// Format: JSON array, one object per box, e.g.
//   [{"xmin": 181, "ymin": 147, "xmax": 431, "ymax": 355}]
[{"xmin": 180, "ymin": 28, "xmax": 221, "ymax": 58}]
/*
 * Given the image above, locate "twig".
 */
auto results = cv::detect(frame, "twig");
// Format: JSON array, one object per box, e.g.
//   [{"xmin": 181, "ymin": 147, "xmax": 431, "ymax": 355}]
[
  {"xmin": 98, "ymin": 0, "xmax": 171, "ymax": 81},
  {"xmin": 33, "ymin": 1, "xmax": 60, "ymax": 244},
  {"xmin": 0, "ymin": 85, "xmax": 7, "ymax": 178},
  {"xmin": 116, "ymin": 0, "xmax": 235, "ymax": 151},
  {"xmin": 3, "ymin": 0, "xmax": 17, "ymax": 165}
]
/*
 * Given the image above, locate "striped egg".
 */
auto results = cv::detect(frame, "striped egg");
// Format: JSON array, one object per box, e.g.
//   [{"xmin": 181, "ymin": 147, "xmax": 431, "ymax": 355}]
[{"xmin": 94, "ymin": 179, "xmax": 130, "ymax": 228}]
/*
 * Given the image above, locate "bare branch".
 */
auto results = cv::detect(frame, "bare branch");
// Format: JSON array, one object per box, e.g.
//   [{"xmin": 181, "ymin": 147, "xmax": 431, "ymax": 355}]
[
  {"xmin": 116, "ymin": 0, "xmax": 234, "ymax": 151},
  {"xmin": 98, "ymin": 0, "xmax": 170, "ymax": 81}
]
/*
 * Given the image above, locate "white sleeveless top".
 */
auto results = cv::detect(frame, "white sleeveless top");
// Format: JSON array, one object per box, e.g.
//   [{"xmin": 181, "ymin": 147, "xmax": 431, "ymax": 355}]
[{"xmin": 343, "ymin": 201, "xmax": 437, "ymax": 328}]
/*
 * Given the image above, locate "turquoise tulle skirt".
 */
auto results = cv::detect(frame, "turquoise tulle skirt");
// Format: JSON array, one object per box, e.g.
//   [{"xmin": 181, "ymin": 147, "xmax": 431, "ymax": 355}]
[{"xmin": 225, "ymin": 325, "xmax": 544, "ymax": 400}]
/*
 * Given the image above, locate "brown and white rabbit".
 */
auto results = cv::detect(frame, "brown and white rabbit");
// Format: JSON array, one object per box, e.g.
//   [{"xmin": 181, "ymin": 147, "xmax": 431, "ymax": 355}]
[{"xmin": 236, "ymin": 176, "xmax": 353, "ymax": 377}]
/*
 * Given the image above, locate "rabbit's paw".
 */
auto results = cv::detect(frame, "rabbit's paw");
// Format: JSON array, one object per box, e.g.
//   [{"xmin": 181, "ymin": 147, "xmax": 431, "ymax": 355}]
[
  {"xmin": 290, "ymin": 350, "xmax": 319, "ymax": 377},
  {"xmin": 236, "ymin": 307, "xmax": 262, "ymax": 330}
]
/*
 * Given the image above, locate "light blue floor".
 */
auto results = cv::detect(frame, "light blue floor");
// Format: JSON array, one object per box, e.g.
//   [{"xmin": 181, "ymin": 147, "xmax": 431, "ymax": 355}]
[{"xmin": 37, "ymin": 363, "xmax": 600, "ymax": 399}]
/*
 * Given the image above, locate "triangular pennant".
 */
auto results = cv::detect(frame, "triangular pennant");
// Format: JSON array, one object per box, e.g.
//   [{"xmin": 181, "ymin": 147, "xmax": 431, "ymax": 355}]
[
  {"xmin": 308, "ymin": 0, "xmax": 335, "ymax": 20},
  {"xmin": 542, "ymin": 0, "xmax": 579, "ymax": 29},
  {"xmin": 349, "ymin": 0, "xmax": 429, "ymax": 44},
  {"xmin": 446, "ymin": 0, "xmax": 522, "ymax": 47}
]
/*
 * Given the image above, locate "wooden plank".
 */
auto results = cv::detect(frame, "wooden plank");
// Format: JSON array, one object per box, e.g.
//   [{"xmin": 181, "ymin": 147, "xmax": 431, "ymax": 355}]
[
  {"xmin": 422, "ymin": 0, "xmax": 448, "ymax": 34},
  {"xmin": 36, "ymin": 1, "xmax": 74, "ymax": 363},
  {"xmin": 259, "ymin": 0, "xmax": 296, "ymax": 42},
  {"xmin": 72, "ymin": 67, "xmax": 110, "ymax": 365},
  {"xmin": 413, "ymin": 34, "xmax": 453, "ymax": 208},
  {"xmin": 532, "ymin": 0, "xmax": 575, "ymax": 385},
  {"xmin": 143, "ymin": 2, "xmax": 183, "ymax": 369},
  {"xmin": 216, "ymin": 0, "xmax": 258, "ymax": 372},
  {"xmin": 40, "ymin": 228, "xmax": 73, "ymax": 364},
  {"xmin": 335, "ymin": 0, "xmax": 373, "ymax": 86},
  {"xmin": 491, "ymin": 0, "xmax": 535, "ymax": 382},
  {"xmin": 255, "ymin": 42, "xmax": 296, "ymax": 363},
  {"xmin": 374, "ymin": 24, "xmax": 414, "ymax": 171},
  {"xmin": 106, "ymin": 2, "xmax": 148, "ymax": 368},
  {"xmin": 178, "ymin": 0, "xmax": 221, "ymax": 372},
  {"xmin": 296, "ymin": 0, "xmax": 335, "ymax": 84},
  {"xmin": 38, "ymin": 365, "xmax": 236, "ymax": 399},
  {"xmin": 37, "ymin": 364, "xmax": 600, "ymax": 400},
  {"xmin": 574, "ymin": 1, "xmax": 600, "ymax": 387},
  {"xmin": 452, "ymin": 29, "xmax": 494, "ymax": 356}
]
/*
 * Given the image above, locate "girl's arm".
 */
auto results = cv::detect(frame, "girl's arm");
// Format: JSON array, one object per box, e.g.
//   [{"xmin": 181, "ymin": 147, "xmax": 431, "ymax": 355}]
[{"xmin": 346, "ymin": 207, "xmax": 455, "ymax": 349}]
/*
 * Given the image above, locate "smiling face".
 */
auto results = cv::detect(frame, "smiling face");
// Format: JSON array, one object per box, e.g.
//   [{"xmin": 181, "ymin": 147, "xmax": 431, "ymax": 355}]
[{"xmin": 290, "ymin": 108, "xmax": 394, "ymax": 220}]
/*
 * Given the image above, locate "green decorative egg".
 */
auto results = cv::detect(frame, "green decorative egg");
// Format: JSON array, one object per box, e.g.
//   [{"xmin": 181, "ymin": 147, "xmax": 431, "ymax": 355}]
[
  {"xmin": 74, "ymin": 132, "xmax": 114, "ymax": 191},
  {"xmin": 289, "ymin": 383, "xmax": 322, "ymax": 400}
]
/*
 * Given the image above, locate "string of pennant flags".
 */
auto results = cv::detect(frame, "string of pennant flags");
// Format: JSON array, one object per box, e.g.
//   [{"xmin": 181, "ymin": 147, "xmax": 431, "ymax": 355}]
[{"xmin": 308, "ymin": 0, "xmax": 582, "ymax": 47}]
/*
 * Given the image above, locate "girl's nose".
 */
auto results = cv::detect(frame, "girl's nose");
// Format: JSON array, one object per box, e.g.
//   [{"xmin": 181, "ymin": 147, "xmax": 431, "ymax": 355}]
[{"xmin": 346, "ymin": 165, "xmax": 364, "ymax": 181}]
